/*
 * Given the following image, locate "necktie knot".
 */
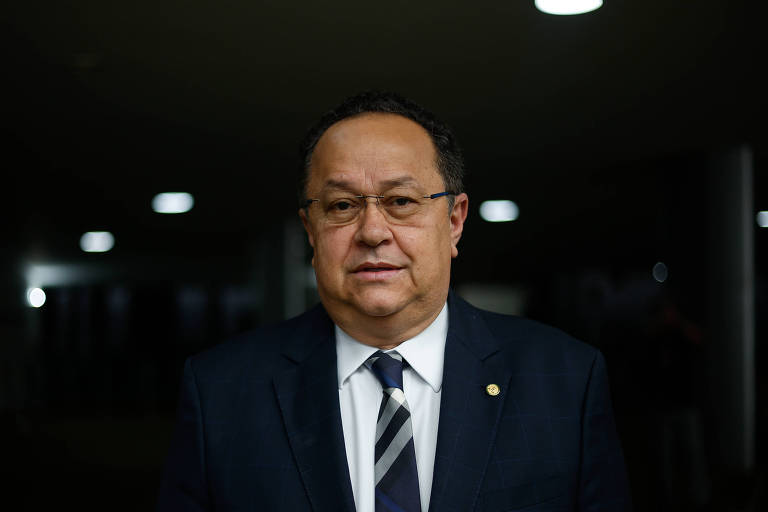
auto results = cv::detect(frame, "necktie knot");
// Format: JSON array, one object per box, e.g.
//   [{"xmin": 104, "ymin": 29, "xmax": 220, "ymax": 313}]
[{"xmin": 367, "ymin": 351, "xmax": 405, "ymax": 391}]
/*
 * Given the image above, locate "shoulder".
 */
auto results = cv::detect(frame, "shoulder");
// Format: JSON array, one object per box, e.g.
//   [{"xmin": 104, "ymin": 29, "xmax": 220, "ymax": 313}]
[
  {"xmin": 185, "ymin": 304, "xmax": 328, "ymax": 379},
  {"xmin": 453, "ymin": 294, "xmax": 600, "ymax": 372}
]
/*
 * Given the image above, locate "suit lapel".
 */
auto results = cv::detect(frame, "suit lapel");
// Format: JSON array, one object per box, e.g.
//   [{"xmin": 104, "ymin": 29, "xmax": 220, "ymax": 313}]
[
  {"xmin": 429, "ymin": 293, "xmax": 512, "ymax": 512},
  {"xmin": 273, "ymin": 306, "xmax": 356, "ymax": 512}
]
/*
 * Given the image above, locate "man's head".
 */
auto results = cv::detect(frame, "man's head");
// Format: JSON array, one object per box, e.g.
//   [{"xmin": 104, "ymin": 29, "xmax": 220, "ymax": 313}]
[
  {"xmin": 298, "ymin": 92, "xmax": 469, "ymax": 348},
  {"xmin": 299, "ymin": 91, "xmax": 465, "ymax": 208}
]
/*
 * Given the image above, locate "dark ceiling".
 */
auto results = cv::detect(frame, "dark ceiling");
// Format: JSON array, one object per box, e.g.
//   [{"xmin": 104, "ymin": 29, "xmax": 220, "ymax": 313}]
[{"xmin": 2, "ymin": 0, "xmax": 764, "ymax": 278}]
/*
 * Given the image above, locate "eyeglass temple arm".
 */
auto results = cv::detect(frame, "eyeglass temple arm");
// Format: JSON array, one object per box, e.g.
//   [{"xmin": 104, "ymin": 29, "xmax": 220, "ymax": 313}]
[{"xmin": 427, "ymin": 191, "xmax": 457, "ymax": 199}]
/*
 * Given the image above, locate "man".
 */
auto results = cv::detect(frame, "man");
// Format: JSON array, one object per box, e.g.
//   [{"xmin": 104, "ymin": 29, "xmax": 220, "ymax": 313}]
[{"xmin": 157, "ymin": 91, "xmax": 632, "ymax": 511}]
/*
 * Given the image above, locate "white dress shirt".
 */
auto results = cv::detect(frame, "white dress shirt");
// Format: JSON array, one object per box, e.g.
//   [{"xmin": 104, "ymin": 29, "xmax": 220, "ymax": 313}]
[{"xmin": 336, "ymin": 303, "xmax": 448, "ymax": 512}]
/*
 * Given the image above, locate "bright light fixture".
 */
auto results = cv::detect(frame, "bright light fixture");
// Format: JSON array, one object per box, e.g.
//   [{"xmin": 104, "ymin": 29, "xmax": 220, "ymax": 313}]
[
  {"xmin": 535, "ymin": 0, "xmax": 603, "ymax": 15},
  {"xmin": 152, "ymin": 192, "xmax": 194, "ymax": 214},
  {"xmin": 80, "ymin": 231, "xmax": 115, "ymax": 253},
  {"xmin": 757, "ymin": 211, "xmax": 768, "ymax": 228},
  {"xmin": 27, "ymin": 287, "xmax": 46, "ymax": 308},
  {"xmin": 479, "ymin": 200, "xmax": 519, "ymax": 223}
]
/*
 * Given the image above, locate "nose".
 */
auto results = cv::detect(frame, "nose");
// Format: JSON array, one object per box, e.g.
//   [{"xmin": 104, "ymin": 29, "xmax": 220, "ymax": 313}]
[{"xmin": 353, "ymin": 196, "xmax": 392, "ymax": 247}]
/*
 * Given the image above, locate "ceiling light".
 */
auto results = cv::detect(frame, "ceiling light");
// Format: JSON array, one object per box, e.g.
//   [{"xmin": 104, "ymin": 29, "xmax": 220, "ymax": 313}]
[
  {"xmin": 535, "ymin": 0, "xmax": 603, "ymax": 15},
  {"xmin": 27, "ymin": 287, "xmax": 46, "ymax": 308},
  {"xmin": 757, "ymin": 211, "xmax": 768, "ymax": 228},
  {"xmin": 152, "ymin": 192, "xmax": 194, "ymax": 214},
  {"xmin": 479, "ymin": 200, "xmax": 519, "ymax": 223},
  {"xmin": 80, "ymin": 231, "xmax": 115, "ymax": 253}
]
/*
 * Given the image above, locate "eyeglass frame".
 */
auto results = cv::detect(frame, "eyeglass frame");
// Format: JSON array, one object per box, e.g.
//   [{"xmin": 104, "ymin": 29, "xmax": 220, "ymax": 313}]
[
  {"xmin": 301, "ymin": 191, "xmax": 457, "ymax": 222},
  {"xmin": 303, "ymin": 191, "xmax": 455, "ymax": 207}
]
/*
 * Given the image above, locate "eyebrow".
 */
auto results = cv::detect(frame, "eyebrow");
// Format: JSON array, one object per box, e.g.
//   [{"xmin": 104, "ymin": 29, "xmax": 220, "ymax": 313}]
[{"xmin": 320, "ymin": 176, "xmax": 421, "ymax": 193}]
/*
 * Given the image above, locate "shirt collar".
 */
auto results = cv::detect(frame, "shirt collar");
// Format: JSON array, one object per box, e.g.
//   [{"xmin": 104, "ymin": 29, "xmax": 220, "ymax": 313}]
[{"xmin": 335, "ymin": 303, "xmax": 448, "ymax": 393}]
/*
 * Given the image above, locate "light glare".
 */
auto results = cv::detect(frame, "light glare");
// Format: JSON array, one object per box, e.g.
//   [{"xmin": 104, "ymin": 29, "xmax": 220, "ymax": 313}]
[
  {"xmin": 80, "ymin": 231, "xmax": 115, "ymax": 253},
  {"xmin": 653, "ymin": 262, "xmax": 668, "ymax": 283},
  {"xmin": 152, "ymin": 192, "xmax": 194, "ymax": 214},
  {"xmin": 27, "ymin": 287, "xmax": 46, "ymax": 308},
  {"xmin": 757, "ymin": 211, "xmax": 768, "ymax": 228},
  {"xmin": 535, "ymin": 0, "xmax": 603, "ymax": 15},
  {"xmin": 480, "ymin": 200, "xmax": 519, "ymax": 223}
]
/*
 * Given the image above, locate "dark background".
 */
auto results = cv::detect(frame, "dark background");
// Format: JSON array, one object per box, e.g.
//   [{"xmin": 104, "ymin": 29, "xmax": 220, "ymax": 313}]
[{"xmin": 1, "ymin": 1, "xmax": 765, "ymax": 510}]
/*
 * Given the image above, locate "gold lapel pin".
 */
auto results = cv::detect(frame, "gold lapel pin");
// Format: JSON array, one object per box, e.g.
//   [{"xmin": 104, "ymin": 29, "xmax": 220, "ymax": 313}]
[{"xmin": 486, "ymin": 384, "xmax": 500, "ymax": 396}]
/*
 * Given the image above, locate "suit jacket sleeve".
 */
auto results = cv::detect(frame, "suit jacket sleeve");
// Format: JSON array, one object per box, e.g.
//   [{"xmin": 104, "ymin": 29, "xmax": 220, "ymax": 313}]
[
  {"xmin": 157, "ymin": 357, "xmax": 211, "ymax": 511},
  {"xmin": 578, "ymin": 351, "xmax": 632, "ymax": 511}
]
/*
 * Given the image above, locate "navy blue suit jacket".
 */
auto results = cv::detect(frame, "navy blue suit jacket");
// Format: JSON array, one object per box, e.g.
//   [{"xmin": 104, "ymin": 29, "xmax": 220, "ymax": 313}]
[{"xmin": 158, "ymin": 293, "xmax": 631, "ymax": 511}]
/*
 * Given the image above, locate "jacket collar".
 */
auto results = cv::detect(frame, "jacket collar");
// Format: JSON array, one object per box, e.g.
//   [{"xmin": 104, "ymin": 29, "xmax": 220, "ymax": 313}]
[
  {"xmin": 428, "ymin": 291, "xmax": 511, "ymax": 512},
  {"xmin": 274, "ymin": 292, "xmax": 509, "ymax": 512},
  {"xmin": 273, "ymin": 303, "xmax": 356, "ymax": 512}
]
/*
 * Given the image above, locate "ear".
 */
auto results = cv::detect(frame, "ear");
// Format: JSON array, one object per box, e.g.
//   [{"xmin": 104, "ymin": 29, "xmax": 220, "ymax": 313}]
[
  {"xmin": 298, "ymin": 208, "xmax": 316, "ymax": 264},
  {"xmin": 449, "ymin": 193, "xmax": 469, "ymax": 258}
]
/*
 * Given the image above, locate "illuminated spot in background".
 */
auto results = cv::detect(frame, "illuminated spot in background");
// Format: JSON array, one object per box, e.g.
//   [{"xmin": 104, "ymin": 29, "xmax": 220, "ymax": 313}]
[
  {"xmin": 27, "ymin": 287, "xmax": 46, "ymax": 308},
  {"xmin": 757, "ymin": 211, "xmax": 768, "ymax": 228},
  {"xmin": 152, "ymin": 192, "xmax": 194, "ymax": 214},
  {"xmin": 479, "ymin": 200, "xmax": 519, "ymax": 223},
  {"xmin": 535, "ymin": 0, "xmax": 603, "ymax": 15},
  {"xmin": 80, "ymin": 231, "xmax": 115, "ymax": 253},
  {"xmin": 653, "ymin": 262, "xmax": 668, "ymax": 283}
]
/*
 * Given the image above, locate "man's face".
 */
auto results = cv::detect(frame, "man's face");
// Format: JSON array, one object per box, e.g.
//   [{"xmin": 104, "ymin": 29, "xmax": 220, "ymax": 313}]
[{"xmin": 299, "ymin": 113, "xmax": 468, "ymax": 339}]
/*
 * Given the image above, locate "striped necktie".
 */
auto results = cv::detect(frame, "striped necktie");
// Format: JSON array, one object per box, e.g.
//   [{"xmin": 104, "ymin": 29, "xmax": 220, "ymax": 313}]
[{"xmin": 366, "ymin": 351, "xmax": 421, "ymax": 512}]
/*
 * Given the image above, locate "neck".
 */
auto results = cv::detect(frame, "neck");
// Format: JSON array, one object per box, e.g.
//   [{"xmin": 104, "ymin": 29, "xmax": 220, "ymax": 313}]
[{"xmin": 328, "ymin": 300, "xmax": 445, "ymax": 350}]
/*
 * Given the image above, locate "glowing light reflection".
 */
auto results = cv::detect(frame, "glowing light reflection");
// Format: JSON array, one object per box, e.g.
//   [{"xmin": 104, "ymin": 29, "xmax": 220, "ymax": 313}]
[
  {"xmin": 479, "ymin": 200, "xmax": 519, "ymax": 223},
  {"xmin": 535, "ymin": 0, "xmax": 603, "ymax": 15},
  {"xmin": 152, "ymin": 192, "xmax": 194, "ymax": 214},
  {"xmin": 27, "ymin": 287, "xmax": 46, "ymax": 308},
  {"xmin": 80, "ymin": 231, "xmax": 115, "ymax": 253}
]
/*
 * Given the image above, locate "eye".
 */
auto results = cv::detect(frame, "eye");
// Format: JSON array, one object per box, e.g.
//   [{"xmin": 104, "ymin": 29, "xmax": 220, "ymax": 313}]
[
  {"xmin": 383, "ymin": 195, "xmax": 421, "ymax": 219},
  {"xmin": 393, "ymin": 197, "xmax": 412, "ymax": 206},
  {"xmin": 326, "ymin": 198, "xmax": 361, "ymax": 214},
  {"xmin": 333, "ymin": 200, "xmax": 354, "ymax": 211},
  {"xmin": 388, "ymin": 196, "xmax": 417, "ymax": 207}
]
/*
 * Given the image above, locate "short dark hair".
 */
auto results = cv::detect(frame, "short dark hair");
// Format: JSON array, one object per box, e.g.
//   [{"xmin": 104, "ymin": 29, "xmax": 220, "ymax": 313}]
[{"xmin": 298, "ymin": 91, "xmax": 465, "ymax": 207}]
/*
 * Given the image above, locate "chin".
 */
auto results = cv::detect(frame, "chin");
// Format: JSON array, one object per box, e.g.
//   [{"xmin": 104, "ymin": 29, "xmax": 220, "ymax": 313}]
[
  {"xmin": 354, "ymin": 301, "xmax": 403, "ymax": 318},
  {"xmin": 352, "ymin": 292, "xmax": 409, "ymax": 318}
]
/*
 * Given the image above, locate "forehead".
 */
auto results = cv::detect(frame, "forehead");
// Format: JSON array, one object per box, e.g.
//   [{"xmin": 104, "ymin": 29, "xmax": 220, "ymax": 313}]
[{"xmin": 307, "ymin": 113, "xmax": 441, "ymax": 191}]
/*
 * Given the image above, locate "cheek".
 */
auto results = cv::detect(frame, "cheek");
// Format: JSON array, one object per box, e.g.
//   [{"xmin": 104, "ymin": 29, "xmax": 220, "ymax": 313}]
[
  {"xmin": 313, "ymin": 231, "xmax": 351, "ymax": 275},
  {"xmin": 396, "ymin": 230, "xmax": 420, "ymax": 250},
  {"xmin": 315, "ymin": 240, "xmax": 338, "ymax": 267},
  {"xmin": 398, "ymin": 228, "xmax": 451, "ymax": 273}
]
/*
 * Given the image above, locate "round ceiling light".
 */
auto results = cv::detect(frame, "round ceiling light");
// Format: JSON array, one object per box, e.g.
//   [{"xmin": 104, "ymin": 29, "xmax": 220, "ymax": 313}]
[{"xmin": 535, "ymin": 0, "xmax": 603, "ymax": 15}]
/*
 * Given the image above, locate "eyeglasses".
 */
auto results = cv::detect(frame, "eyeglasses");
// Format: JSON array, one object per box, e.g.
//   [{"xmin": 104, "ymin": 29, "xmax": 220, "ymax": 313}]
[{"xmin": 304, "ymin": 191, "xmax": 456, "ymax": 225}]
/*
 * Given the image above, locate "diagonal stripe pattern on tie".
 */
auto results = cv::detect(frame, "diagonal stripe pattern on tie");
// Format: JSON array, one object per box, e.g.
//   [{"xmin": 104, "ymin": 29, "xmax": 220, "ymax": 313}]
[{"xmin": 366, "ymin": 351, "xmax": 421, "ymax": 512}]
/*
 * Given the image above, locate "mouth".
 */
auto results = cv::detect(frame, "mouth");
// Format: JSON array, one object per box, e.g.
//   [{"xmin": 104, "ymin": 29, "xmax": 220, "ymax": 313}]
[
  {"xmin": 352, "ymin": 262, "xmax": 403, "ymax": 281},
  {"xmin": 353, "ymin": 262, "xmax": 401, "ymax": 273}
]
